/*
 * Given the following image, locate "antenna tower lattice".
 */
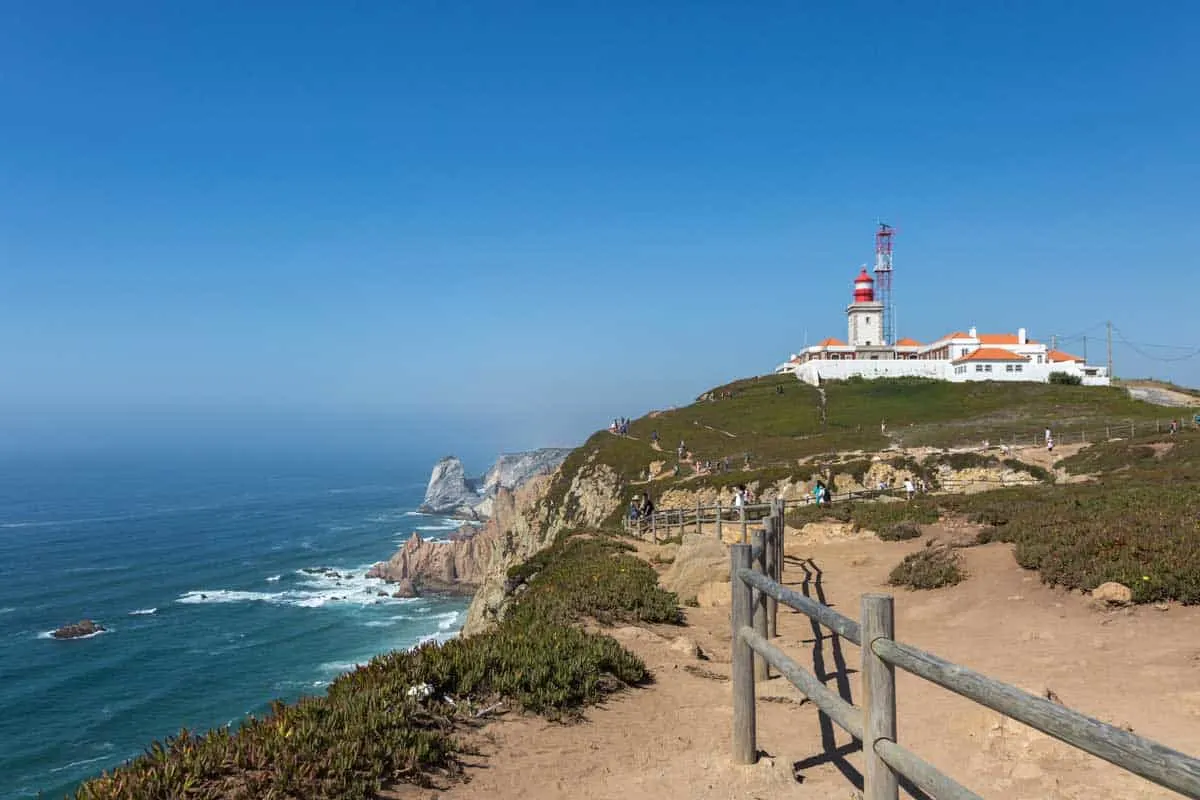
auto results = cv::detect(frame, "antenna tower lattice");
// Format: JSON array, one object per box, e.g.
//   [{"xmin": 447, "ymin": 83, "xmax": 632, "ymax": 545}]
[{"xmin": 873, "ymin": 222, "xmax": 895, "ymax": 345}]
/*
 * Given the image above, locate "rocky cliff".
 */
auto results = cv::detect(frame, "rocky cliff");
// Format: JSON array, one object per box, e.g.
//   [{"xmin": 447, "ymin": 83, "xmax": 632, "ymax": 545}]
[{"xmin": 417, "ymin": 448, "xmax": 572, "ymax": 518}]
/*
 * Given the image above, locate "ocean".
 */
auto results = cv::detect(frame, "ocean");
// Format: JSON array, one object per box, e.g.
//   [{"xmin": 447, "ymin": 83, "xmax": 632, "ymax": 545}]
[{"xmin": 0, "ymin": 451, "xmax": 469, "ymax": 799}]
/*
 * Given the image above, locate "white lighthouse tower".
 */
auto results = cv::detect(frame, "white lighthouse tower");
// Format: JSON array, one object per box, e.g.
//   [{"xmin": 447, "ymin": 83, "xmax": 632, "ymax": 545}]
[{"xmin": 847, "ymin": 267, "xmax": 884, "ymax": 348}]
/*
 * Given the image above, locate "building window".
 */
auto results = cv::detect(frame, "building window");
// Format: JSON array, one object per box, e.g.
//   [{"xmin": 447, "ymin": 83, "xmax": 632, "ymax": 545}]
[
  {"xmin": 1006, "ymin": 365, "xmax": 1014, "ymax": 372},
  {"xmin": 1015, "ymin": 364, "xmax": 1023, "ymax": 372},
  {"xmin": 985, "ymin": 364, "xmax": 993, "ymax": 372},
  {"xmin": 975, "ymin": 364, "xmax": 983, "ymax": 373}
]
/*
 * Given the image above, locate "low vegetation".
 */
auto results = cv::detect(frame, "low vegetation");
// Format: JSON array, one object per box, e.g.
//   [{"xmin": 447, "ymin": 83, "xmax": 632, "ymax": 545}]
[
  {"xmin": 878, "ymin": 521, "xmax": 922, "ymax": 541},
  {"xmin": 546, "ymin": 375, "xmax": 1166, "ymax": 529},
  {"xmin": 74, "ymin": 533, "xmax": 678, "ymax": 799},
  {"xmin": 889, "ymin": 545, "xmax": 965, "ymax": 589}
]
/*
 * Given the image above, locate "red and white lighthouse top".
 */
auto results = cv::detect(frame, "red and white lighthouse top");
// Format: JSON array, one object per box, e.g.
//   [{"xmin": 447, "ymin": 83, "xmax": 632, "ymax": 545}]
[{"xmin": 852, "ymin": 268, "xmax": 875, "ymax": 303}]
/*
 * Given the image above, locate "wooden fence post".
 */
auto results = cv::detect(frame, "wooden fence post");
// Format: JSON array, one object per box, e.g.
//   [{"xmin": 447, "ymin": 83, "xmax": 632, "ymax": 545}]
[
  {"xmin": 651, "ymin": 512, "xmax": 657, "ymax": 543},
  {"xmin": 752, "ymin": 529, "xmax": 770, "ymax": 680},
  {"xmin": 740, "ymin": 506, "xmax": 748, "ymax": 544},
  {"xmin": 863, "ymin": 593, "xmax": 899, "ymax": 800},
  {"xmin": 730, "ymin": 544, "xmax": 756, "ymax": 764},
  {"xmin": 764, "ymin": 516, "xmax": 778, "ymax": 639},
  {"xmin": 716, "ymin": 501, "xmax": 723, "ymax": 541},
  {"xmin": 696, "ymin": 500, "xmax": 703, "ymax": 536}
]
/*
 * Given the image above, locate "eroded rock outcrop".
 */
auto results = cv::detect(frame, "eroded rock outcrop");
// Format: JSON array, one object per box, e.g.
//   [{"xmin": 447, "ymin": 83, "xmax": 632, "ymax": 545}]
[
  {"xmin": 367, "ymin": 529, "xmax": 494, "ymax": 595},
  {"xmin": 418, "ymin": 449, "xmax": 572, "ymax": 518},
  {"xmin": 52, "ymin": 619, "xmax": 105, "ymax": 640}
]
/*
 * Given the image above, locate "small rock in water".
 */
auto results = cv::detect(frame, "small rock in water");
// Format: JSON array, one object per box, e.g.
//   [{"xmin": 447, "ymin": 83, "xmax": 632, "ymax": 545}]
[{"xmin": 52, "ymin": 619, "xmax": 105, "ymax": 640}]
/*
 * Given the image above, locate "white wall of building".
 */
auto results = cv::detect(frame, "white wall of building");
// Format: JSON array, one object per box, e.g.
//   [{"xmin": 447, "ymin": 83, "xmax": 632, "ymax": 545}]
[
  {"xmin": 785, "ymin": 357, "xmax": 1109, "ymax": 386},
  {"xmin": 847, "ymin": 303, "xmax": 884, "ymax": 347}
]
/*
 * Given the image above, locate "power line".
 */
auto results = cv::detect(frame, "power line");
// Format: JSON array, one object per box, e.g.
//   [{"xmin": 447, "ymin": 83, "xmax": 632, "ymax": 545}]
[{"xmin": 1112, "ymin": 327, "xmax": 1200, "ymax": 362}]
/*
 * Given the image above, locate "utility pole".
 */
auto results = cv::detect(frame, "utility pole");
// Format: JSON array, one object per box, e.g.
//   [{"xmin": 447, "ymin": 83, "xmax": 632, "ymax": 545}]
[
  {"xmin": 1107, "ymin": 320, "xmax": 1114, "ymax": 378},
  {"xmin": 1050, "ymin": 334, "xmax": 1057, "ymax": 351},
  {"xmin": 1083, "ymin": 336, "xmax": 1088, "ymax": 362}
]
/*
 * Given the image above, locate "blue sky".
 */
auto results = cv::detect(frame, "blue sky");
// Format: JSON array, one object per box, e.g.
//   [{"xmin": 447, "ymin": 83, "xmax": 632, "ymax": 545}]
[{"xmin": 2, "ymin": 1, "xmax": 1197, "ymax": 458}]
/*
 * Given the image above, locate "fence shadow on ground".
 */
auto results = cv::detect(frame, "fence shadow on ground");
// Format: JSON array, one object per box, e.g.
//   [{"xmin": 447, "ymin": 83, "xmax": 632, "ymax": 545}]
[{"xmin": 790, "ymin": 558, "xmax": 934, "ymax": 800}]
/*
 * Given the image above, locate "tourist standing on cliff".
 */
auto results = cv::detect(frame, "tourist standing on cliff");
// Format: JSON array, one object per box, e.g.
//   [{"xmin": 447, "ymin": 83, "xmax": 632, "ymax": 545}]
[
  {"xmin": 639, "ymin": 491, "xmax": 655, "ymax": 520},
  {"xmin": 903, "ymin": 478, "xmax": 915, "ymax": 501}
]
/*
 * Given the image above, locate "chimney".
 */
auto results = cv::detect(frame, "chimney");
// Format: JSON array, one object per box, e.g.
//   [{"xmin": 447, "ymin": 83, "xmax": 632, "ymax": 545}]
[
  {"xmin": 1018, "ymin": 327, "xmax": 1027, "ymax": 345},
  {"xmin": 968, "ymin": 326, "xmax": 977, "ymax": 338}
]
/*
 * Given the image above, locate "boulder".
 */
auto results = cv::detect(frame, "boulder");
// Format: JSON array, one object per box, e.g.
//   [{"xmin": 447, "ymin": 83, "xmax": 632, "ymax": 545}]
[
  {"xmin": 1091, "ymin": 582, "xmax": 1133, "ymax": 607},
  {"xmin": 52, "ymin": 619, "xmax": 105, "ymax": 640},
  {"xmin": 392, "ymin": 578, "xmax": 418, "ymax": 598},
  {"xmin": 670, "ymin": 636, "xmax": 704, "ymax": 659}
]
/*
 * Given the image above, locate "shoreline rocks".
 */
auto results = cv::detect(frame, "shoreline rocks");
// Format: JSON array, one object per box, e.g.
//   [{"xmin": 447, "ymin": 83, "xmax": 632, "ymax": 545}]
[{"xmin": 52, "ymin": 619, "xmax": 106, "ymax": 640}]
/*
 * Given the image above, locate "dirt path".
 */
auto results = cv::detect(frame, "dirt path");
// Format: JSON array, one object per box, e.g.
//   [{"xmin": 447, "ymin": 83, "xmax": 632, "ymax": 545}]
[{"xmin": 397, "ymin": 535, "xmax": 1200, "ymax": 800}]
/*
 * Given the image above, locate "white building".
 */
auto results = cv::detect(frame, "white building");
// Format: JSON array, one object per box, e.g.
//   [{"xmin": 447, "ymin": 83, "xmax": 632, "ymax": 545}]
[{"xmin": 777, "ymin": 268, "xmax": 1110, "ymax": 386}]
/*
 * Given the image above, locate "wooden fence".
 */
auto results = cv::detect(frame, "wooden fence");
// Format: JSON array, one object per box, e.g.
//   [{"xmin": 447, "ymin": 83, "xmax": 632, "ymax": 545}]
[
  {"xmin": 624, "ymin": 490, "xmax": 907, "ymax": 543},
  {"xmin": 729, "ymin": 511, "xmax": 1200, "ymax": 799}
]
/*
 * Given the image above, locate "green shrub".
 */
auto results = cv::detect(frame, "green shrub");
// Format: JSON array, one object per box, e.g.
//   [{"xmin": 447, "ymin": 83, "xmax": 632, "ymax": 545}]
[
  {"xmin": 852, "ymin": 498, "xmax": 940, "ymax": 531},
  {"xmin": 1001, "ymin": 458, "xmax": 1054, "ymax": 483},
  {"xmin": 879, "ymin": 522, "xmax": 922, "ymax": 541},
  {"xmin": 889, "ymin": 546, "xmax": 965, "ymax": 589},
  {"xmin": 73, "ymin": 532, "xmax": 675, "ymax": 799},
  {"xmin": 1049, "ymin": 371, "xmax": 1083, "ymax": 385}
]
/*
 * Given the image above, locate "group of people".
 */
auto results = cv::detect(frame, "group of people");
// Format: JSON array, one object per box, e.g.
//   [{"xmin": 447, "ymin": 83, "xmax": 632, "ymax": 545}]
[
  {"xmin": 628, "ymin": 491, "xmax": 655, "ymax": 526},
  {"xmin": 609, "ymin": 417, "xmax": 632, "ymax": 435}
]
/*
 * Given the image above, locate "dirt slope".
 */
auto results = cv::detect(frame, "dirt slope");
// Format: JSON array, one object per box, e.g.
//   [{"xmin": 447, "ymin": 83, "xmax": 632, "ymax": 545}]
[{"xmin": 395, "ymin": 533, "xmax": 1200, "ymax": 800}]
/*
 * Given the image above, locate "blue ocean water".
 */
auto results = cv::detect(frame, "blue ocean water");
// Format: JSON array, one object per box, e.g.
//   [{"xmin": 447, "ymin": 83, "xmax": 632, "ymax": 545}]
[{"xmin": 0, "ymin": 452, "xmax": 469, "ymax": 799}]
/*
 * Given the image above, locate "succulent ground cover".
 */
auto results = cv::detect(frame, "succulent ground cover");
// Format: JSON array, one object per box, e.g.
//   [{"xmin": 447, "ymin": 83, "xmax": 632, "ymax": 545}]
[{"xmin": 72, "ymin": 533, "xmax": 678, "ymax": 800}]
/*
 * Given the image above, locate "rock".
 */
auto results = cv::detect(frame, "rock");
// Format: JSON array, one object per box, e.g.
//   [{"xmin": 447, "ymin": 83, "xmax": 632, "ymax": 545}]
[
  {"xmin": 418, "ymin": 456, "xmax": 479, "ymax": 516},
  {"xmin": 376, "ymin": 591, "xmax": 389, "ymax": 597},
  {"xmin": 1154, "ymin": 601, "xmax": 1169, "ymax": 611},
  {"xmin": 670, "ymin": 636, "xmax": 704, "ymax": 659},
  {"xmin": 392, "ymin": 578, "xmax": 418, "ymax": 598},
  {"xmin": 418, "ymin": 449, "xmax": 573, "ymax": 518},
  {"xmin": 1091, "ymin": 582, "xmax": 1133, "ymax": 607},
  {"xmin": 51, "ymin": 619, "xmax": 105, "ymax": 640}
]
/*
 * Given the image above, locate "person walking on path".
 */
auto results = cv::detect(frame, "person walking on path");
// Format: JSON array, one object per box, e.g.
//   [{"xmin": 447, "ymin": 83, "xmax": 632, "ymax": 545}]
[{"xmin": 903, "ymin": 478, "xmax": 916, "ymax": 501}]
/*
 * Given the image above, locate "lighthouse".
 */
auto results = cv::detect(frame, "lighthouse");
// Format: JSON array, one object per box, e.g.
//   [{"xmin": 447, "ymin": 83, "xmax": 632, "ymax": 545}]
[{"xmin": 847, "ymin": 267, "xmax": 884, "ymax": 348}]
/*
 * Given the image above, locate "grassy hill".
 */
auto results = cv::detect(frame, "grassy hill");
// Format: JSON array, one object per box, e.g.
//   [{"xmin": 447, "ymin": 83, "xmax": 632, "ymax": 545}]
[{"xmin": 555, "ymin": 374, "xmax": 1170, "ymax": 491}]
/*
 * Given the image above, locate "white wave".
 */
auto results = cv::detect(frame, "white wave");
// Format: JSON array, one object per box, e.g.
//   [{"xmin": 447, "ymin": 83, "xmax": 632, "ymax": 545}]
[
  {"xmin": 0, "ymin": 607, "xmax": 14, "ymax": 615},
  {"xmin": 178, "ymin": 562, "xmax": 409, "ymax": 609},
  {"xmin": 49, "ymin": 753, "xmax": 114, "ymax": 773},
  {"xmin": 265, "ymin": 574, "xmax": 282, "ymax": 582},
  {"xmin": 415, "ymin": 520, "xmax": 461, "ymax": 531},
  {"xmin": 436, "ymin": 611, "xmax": 461, "ymax": 631},
  {"xmin": 362, "ymin": 619, "xmax": 396, "ymax": 628},
  {"xmin": 178, "ymin": 590, "xmax": 283, "ymax": 605},
  {"xmin": 319, "ymin": 660, "xmax": 362, "ymax": 673},
  {"xmin": 128, "ymin": 608, "xmax": 157, "ymax": 616}
]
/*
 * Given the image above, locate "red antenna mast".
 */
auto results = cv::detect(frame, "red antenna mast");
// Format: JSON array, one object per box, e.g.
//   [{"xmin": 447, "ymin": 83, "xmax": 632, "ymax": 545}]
[{"xmin": 873, "ymin": 222, "xmax": 895, "ymax": 345}]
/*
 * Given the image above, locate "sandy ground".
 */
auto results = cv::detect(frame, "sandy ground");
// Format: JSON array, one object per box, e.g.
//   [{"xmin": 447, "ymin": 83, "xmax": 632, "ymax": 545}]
[{"xmin": 393, "ymin": 531, "xmax": 1200, "ymax": 800}]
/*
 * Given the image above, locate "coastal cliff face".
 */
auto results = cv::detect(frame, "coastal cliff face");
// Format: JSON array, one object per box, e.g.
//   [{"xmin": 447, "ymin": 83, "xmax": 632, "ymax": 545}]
[
  {"xmin": 419, "ymin": 457, "xmax": 480, "ymax": 517},
  {"xmin": 418, "ymin": 449, "xmax": 572, "ymax": 518},
  {"xmin": 366, "ymin": 528, "xmax": 495, "ymax": 595}
]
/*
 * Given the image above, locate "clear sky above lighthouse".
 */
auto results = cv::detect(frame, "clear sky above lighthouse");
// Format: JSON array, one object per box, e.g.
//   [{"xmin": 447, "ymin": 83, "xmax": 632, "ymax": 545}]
[{"xmin": 2, "ymin": 1, "xmax": 1198, "ymax": 456}]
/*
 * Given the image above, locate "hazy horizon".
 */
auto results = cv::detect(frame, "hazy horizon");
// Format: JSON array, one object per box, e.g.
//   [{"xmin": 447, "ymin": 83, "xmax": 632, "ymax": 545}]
[{"xmin": 4, "ymin": 2, "xmax": 1198, "ymax": 456}]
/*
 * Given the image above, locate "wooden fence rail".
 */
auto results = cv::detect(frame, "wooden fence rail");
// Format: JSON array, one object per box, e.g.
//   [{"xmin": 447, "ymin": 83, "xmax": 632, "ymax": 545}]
[
  {"xmin": 624, "ymin": 488, "xmax": 908, "ymax": 542},
  {"xmin": 729, "ymin": 514, "xmax": 1200, "ymax": 800}
]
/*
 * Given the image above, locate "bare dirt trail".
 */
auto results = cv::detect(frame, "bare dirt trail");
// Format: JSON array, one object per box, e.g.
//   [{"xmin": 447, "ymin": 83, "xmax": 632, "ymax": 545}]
[{"xmin": 396, "ymin": 532, "xmax": 1200, "ymax": 800}]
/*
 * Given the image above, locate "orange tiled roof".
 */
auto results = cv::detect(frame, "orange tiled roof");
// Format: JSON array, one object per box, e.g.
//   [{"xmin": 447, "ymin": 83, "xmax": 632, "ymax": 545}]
[
  {"xmin": 895, "ymin": 337, "xmax": 923, "ymax": 347},
  {"xmin": 953, "ymin": 347, "xmax": 1031, "ymax": 364},
  {"xmin": 977, "ymin": 333, "xmax": 1038, "ymax": 345},
  {"xmin": 1048, "ymin": 349, "xmax": 1084, "ymax": 363},
  {"xmin": 816, "ymin": 337, "xmax": 847, "ymax": 347},
  {"xmin": 939, "ymin": 331, "xmax": 970, "ymax": 341}
]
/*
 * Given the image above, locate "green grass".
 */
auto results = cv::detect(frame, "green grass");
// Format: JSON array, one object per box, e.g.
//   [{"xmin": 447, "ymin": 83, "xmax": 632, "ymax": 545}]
[
  {"xmin": 545, "ymin": 376, "xmax": 1166, "ymax": 530},
  {"xmin": 73, "ymin": 533, "xmax": 677, "ymax": 800}
]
